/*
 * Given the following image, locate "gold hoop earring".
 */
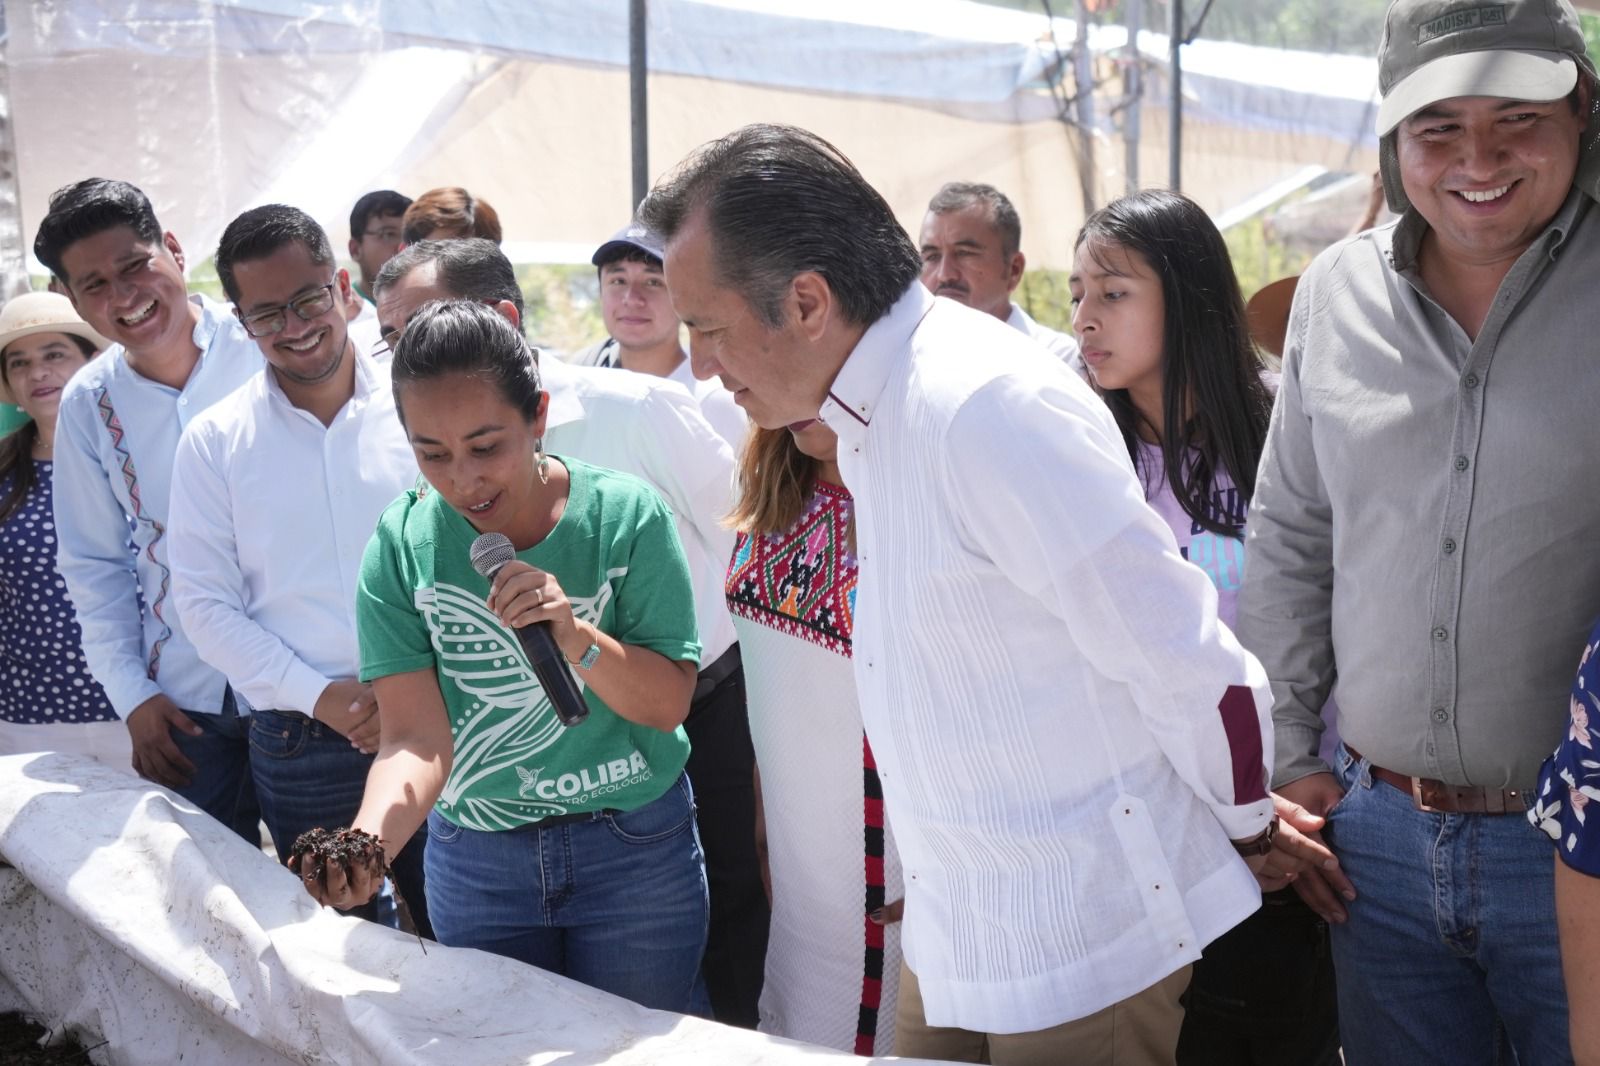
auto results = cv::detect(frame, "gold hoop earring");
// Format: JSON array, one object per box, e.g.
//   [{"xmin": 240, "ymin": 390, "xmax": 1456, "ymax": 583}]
[{"xmin": 535, "ymin": 439, "xmax": 550, "ymax": 486}]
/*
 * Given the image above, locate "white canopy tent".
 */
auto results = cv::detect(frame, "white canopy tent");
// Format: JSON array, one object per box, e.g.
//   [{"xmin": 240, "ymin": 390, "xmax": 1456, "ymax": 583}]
[{"xmin": 0, "ymin": 0, "xmax": 1379, "ymax": 295}]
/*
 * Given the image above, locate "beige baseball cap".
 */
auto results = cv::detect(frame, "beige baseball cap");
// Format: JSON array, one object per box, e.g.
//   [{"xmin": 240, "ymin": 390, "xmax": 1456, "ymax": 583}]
[
  {"xmin": 1377, "ymin": 0, "xmax": 1585, "ymax": 135},
  {"xmin": 0, "ymin": 291, "xmax": 109, "ymax": 405}
]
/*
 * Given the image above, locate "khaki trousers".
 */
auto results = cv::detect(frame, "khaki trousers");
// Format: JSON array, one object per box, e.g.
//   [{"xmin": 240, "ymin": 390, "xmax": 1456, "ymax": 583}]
[{"xmin": 895, "ymin": 959, "xmax": 1191, "ymax": 1066}]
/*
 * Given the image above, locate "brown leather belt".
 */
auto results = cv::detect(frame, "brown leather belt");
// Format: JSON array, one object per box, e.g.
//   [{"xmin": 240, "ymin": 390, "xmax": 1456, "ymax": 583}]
[{"xmin": 1346, "ymin": 746, "xmax": 1528, "ymax": 815}]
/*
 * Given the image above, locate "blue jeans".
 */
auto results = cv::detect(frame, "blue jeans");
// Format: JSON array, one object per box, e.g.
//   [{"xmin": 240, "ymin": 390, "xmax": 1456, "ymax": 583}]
[
  {"xmin": 1326, "ymin": 743, "xmax": 1571, "ymax": 1065},
  {"xmin": 249, "ymin": 708, "xmax": 429, "ymax": 937},
  {"xmin": 174, "ymin": 689, "xmax": 260, "ymax": 845},
  {"xmin": 424, "ymin": 772, "xmax": 708, "ymax": 1011}
]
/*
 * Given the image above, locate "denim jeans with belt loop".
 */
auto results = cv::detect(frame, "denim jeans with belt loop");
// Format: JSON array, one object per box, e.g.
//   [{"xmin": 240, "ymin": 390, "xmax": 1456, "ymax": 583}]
[
  {"xmin": 1324, "ymin": 742, "xmax": 1570, "ymax": 1065},
  {"xmin": 423, "ymin": 770, "xmax": 709, "ymax": 1012}
]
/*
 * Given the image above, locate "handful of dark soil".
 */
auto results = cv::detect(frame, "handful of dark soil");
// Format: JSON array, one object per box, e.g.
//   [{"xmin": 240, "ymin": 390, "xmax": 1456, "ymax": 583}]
[
  {"xmin": 287, "ymin": 827, "xmax": 388, "ymax": 897},
  {"xmin": 0, "ymin": 1012, "xmax": 103, "ymax": 1064}
]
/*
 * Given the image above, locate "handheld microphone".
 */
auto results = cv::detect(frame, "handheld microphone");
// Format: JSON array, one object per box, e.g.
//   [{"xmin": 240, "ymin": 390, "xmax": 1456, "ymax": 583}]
[{"xmin": 468, "ymin": 532, "xmax": 590, "ymax": 728}]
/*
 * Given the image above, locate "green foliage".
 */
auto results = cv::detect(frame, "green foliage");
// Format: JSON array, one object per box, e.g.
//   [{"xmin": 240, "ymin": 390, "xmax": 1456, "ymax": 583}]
[
  {"xmin": 1584, "ymin": 12, "xmax": 1600, "ymax": 69},
  {"xmin": 1016, "ymin": 268, "xmax": 1076, "ymax": 334},
  {"xmin": 517, "ymin": 264, "xmax": 606, "ymax": 357}
]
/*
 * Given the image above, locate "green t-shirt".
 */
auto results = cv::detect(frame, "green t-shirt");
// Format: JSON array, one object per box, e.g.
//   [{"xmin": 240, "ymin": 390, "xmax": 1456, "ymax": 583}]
[{"xmin": 357, "ymin": 456, "xmax": 700, "ymax": 832}]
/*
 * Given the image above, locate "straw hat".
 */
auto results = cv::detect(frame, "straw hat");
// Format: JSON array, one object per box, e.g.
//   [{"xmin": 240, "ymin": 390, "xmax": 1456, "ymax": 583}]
[
  {"xmin": 0, "ymin": 292, "xmax": 110, "ymax": 405},
  {"xmin": 1244, "ymin": 276, "xmax": 1300, "ymax": 359}
]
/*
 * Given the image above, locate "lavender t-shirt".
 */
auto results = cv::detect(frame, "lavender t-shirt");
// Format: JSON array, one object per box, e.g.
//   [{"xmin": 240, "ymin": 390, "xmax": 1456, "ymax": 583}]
[
  {"xmin": 1138, "ymin": 442, "xmax": 1340, "ymax": 764},
  {"xmin": 1136, "ymin": 443, "xmax": 1247, "ymax": 629}
]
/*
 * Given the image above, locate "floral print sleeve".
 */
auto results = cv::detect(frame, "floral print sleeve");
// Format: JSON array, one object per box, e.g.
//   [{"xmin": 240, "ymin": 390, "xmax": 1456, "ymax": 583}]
[{"xmin": 1530, "ymin": 623, "xmax": 1600, "ymax": 875}]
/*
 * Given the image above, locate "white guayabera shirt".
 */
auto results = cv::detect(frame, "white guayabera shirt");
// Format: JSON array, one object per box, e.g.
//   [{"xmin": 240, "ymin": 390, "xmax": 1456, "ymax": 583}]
[
  {"xmin": 819, "ymin": 284, "xmax": 1274, "ymax": 1035},
  {"xmin": 167, "ymin": 353, "xmax": 418, "ymax": 715}
]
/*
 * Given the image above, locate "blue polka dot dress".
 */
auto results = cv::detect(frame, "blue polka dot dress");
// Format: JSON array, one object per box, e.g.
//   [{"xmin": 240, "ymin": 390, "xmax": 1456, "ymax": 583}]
[{"xmin": 0, "ymin": 460, "xmax": 117, "ymax": 724}]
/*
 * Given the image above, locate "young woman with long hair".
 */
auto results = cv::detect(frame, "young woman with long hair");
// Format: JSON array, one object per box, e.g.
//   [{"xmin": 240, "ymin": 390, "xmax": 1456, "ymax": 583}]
[{"xmin": 1071, "ymin": 189, "xmax": 1337, "ymax": 1065}]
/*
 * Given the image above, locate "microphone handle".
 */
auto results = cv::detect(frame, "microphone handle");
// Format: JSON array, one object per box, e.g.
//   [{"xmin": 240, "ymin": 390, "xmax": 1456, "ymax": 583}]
[{"xmin": 514, "ymin": 620, "xmax": 591, "ymax": 728}]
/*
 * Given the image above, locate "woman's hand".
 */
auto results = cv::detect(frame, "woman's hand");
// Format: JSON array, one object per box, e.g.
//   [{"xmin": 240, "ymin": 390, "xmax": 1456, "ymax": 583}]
[
  {"xmin": 288, "ymin": 827, "xmax": 388, "ymax": 910},
  {"xmin": 486, "ymin": 559, "xmax": 585, "ymax": 657}
]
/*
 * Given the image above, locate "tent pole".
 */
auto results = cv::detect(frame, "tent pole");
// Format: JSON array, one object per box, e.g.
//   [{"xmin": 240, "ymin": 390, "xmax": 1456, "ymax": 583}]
[
  {"xmin": 1124, "ymin": 0, "xmax": 1141, "ymax": 194},
  {"xmin": 0, "ymin": 9, "xmax": 28, "ymax": 299},
  {"xmin": 1168, "ymin": 0, "xmax": 1181, "ymax": 191},
  {"xmin": 630, "ymin": 0, "xmax": 649, "ymax": 211}
]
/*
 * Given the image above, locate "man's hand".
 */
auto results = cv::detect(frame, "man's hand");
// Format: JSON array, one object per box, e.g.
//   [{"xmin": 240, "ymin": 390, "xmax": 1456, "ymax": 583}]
[
  {"xmin": 1256, "ymin": 775, "xmax": 1357, "ymax": 923},
  {"xmin": 126, "ymin": 694, "xmax": 203, "ymax": 789},
  {"xmin": 313, "ymin": 680, "xmax": 380, "ymax": 754}
]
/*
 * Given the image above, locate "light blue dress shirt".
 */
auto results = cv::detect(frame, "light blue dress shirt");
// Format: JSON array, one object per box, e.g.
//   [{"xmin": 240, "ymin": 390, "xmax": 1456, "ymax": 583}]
[{"xmin": 52, "ymin": 294, "xmax": 263, "ymax": 718}]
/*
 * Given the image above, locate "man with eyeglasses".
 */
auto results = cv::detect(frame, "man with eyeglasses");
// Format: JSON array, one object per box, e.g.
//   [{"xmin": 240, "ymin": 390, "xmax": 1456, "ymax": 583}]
[
  {"xmin": 166, "ymin": 204, "xmax": 429, "ymax": 932},
  {"xmin": 37, "ymin": 179, "xmax": 264, "ymax": 837},
  {"xmin": 346, "ymin": 191, "xmax": 411, "ymax": 360}
]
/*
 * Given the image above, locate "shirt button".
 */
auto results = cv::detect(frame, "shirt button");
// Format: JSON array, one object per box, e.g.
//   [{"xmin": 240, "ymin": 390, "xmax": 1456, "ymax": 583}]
[
  {"xmin": 178, "ymin": 397, "xmax": 189, "ymax": 406},
  {"xmin": 1463, "ymin": 373, "xmax": 1479, "ymax": 389},
  {"xmin": 1454, "ymin": 455, "xmax": 1469, "ymax": 471},
  {"xmin": 1432, "ymin": 707, "xmax": 1450, "ymax": 723},
  {"xmin": 1442, "ymin": 537, "xmax": 1456, "ymax": 555},
  {"xmin": 1432, "ymin": 626, "xmax": 1449, "ymax": 641}
]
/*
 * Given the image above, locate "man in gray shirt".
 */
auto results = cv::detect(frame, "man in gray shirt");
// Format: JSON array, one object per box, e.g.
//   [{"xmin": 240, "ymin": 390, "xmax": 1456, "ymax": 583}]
[{"xmin": 1239, "ymin": 1, "xmax": 1599, "ymax": 1061}]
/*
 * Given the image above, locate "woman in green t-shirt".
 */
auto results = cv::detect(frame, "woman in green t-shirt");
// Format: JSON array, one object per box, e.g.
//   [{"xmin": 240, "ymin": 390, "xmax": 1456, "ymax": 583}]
[{"xmin": 300, "ymin": 300, "xmax": 708, "ymax": 1011}]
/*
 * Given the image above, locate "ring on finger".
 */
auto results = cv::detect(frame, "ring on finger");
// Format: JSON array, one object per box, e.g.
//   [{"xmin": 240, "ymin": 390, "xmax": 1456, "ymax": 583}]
[{"xmin": 534, "ymin": 590, "xmax": 543, "ymax": 605}]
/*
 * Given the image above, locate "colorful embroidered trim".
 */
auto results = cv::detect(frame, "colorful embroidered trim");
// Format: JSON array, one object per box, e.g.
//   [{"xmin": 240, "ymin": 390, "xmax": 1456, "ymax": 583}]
[
  {"xmin": 95, "ymin": 387, "xmax": 171, "ymax": 681},
  {"xmin": 856, "ymin": 733, "xmax": 887, "ymax": 1056},
  {"xmin": 726, "ymin": 482, "xmax": 857, "ymax": 656}
]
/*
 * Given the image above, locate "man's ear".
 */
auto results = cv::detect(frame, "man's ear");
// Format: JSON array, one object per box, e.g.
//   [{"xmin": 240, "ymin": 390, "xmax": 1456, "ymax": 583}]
[
  {"xmin": 1006, "ymin": 251, "xmax": 1025, "ymax": 295},
  {"xmin": 791, "ymin": 271, "xmax": 833, "ymax": 342},
  {"xmin": 492, "ymin": 298, "xmax": 522, "ymax": 332},
  {"xmin": 164, "ymin": 231, "xmax": 185, "ymax": 273},
  {"xmin": 348, "ymin": 237, "xmax": 361, "ymax": 260}
]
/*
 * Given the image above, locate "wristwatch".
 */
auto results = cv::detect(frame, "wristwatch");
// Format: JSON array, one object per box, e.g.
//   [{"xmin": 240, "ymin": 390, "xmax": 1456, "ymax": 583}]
[{"xmin": 1232, "ymin": 817, "xmax": 1279, "ymax": 857}]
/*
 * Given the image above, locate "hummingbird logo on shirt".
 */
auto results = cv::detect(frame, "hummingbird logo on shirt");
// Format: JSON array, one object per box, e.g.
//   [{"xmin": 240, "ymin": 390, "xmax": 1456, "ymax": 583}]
[
  {"xmin": 516, "ymin": 765, "xmax": 545, "ymax": 800},
  {"xmin": 412, "ymin": 569, "xmax": 625, "ymax": 831}
]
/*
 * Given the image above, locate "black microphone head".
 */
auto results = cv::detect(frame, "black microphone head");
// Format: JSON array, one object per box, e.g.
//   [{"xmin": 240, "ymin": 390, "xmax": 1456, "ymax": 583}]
[{"xmin": 469, "ymin": 532, "xmax": 517, "ymax": 579}]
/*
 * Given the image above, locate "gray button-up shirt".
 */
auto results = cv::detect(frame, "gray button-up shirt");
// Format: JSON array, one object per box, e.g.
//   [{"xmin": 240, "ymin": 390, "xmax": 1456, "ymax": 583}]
[{"xmin": 1239, "ymin": 187, "xmax": 1600, "ymax": 790}]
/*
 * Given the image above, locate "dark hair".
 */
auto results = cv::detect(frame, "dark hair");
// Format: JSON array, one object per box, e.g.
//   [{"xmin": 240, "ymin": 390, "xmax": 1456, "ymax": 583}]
[
  {"xmin": 33, "ymin": 179, "xmax": 163, "ymax": 283},
  {"xmin": 596, "ymin": 245, "xmax": 662, "ymax": 272},
  {"xmin": 402, "ymin": 187, "xmax": 503, "ymax": 247},
  {"xmin": 927, "ymin": 182, "xmax": 1022, "ymax": 258},
  {"xmin": 214, "ymin": 204, "xmax": 335, "ymax": 304},
  {"xmin": 374, "ymin": 238, "xmax": 525, "ymax": 320},
  {"xmin": 390, "ymin": 300, "xmax": 541, "ymax": 424},
  {"xmin": 1075, "ymin": 189, "xmax": 1270, "ymax": 538},
  {"xmin": 350, "ymin": 190, "xmax": 413, "ymax": 241},
  {"xmin": 638, "ymin": 124, "xmax": 921, "ymax": 328},
  {"xmin": 0, "ymin": 333, "xmax": 98, "ymax": 524}
]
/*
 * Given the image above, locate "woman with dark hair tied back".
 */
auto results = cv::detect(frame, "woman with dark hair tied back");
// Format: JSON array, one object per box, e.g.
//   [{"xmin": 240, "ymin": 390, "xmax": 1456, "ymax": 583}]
[
  {"xmin": 0, "ymin": 292, "xmax": 123, "ymax": 764},
  {"xmin": 296, "ymin": 298, "xmax": 709, "ymax": 1010},
  {"xmin": 1070, "ymin": 189, "xmax": 1339, "ymax": 1064},
  {"xmin": 725, "ymin": 418, "xmax": 904, "ymax": 1053}
]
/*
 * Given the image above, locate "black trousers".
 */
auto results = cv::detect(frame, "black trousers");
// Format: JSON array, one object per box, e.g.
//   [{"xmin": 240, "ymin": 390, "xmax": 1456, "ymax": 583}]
[
  {"xmin": 683, "ymin": 648, "xmax": 769, "ymax": 1029},
  {"xmin": 1176, "ymin": 887, "xmax": 1340, "ymax": 1065}
]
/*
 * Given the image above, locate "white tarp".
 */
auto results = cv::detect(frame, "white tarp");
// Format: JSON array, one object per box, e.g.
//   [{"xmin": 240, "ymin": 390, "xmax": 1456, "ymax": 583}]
[
  {"xmin": 2, "ymin": 0, "xmax": 1379, "ymax": 275},
  {"xmin": 0, "ymin": 753, "xmax": 939, "ymax": 1066}
]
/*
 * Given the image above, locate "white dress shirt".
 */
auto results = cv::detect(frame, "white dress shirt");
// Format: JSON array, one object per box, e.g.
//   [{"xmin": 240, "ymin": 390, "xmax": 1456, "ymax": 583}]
[
  {"xmin": 52, "ymin": 294, "xmax": 264, "ymax": 718},
  {"xmin": 168, "ymin": 354, "xmax": 418, "ymax": 715},
  {"xmin": 667, "ymin": 357, "xmax": 748, "ymax": 452},
  {"xmin": 348, "ymin": 299, "xmax": 386, "ymax": 364},
  {"xmin": 570, "ymin": 337, "xmax": 747, "ymax": 451},
  {"xmin": 1006, "ymin": 302, "xmax": 1084, "ymax": 378},
  {"xmin": 541, "ymin": 356, "xmax": 738, "ymax": 666},
  {"xmin": 819, "ymin": 286, "xmax": 1274, "ymax": 1034}
]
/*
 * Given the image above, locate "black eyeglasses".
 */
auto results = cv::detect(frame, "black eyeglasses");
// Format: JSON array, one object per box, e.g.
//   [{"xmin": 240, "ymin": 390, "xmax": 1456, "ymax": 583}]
[
  {"xmin": 362, "ymin": 226, "xmax": 403, "ymax": 243},
  {"xmin": 238, "ymin": 284, "xmax": 338, "ymax": 338}
]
